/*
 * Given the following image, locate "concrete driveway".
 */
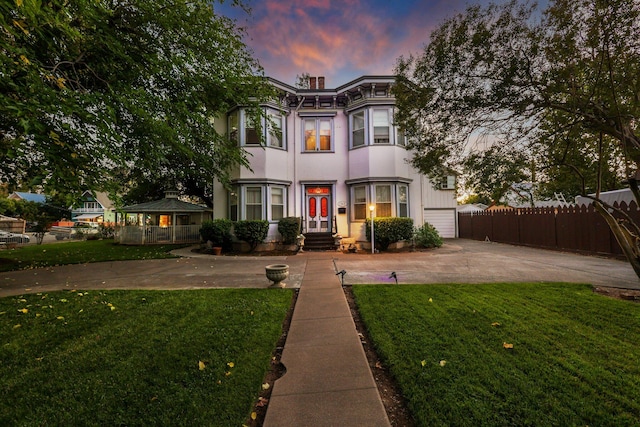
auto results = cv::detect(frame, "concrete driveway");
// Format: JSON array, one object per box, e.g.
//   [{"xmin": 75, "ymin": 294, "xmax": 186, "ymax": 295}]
[{"xmin": 1, "ymin": 239, "xmax": 638, "ymax": 297}]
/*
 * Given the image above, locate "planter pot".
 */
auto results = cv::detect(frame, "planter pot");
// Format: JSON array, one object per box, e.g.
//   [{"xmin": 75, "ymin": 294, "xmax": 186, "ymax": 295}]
[
  {"xmin": 212, "ymin": 247, "xmax": 222, "ymax": 256},
  {"xmin": 265, "ymin": 264, "xmax": 289, "ymax": 288}
]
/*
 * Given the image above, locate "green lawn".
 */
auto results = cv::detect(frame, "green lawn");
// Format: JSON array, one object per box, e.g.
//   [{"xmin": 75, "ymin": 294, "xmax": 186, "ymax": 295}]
[
  {"xmin": 0, "ymin": 239, "xmax": 188, "ymax": 272},
  {"xmin": 0, "ymin": 288, "xmax": 293, "ymax": 426},
  {"xmin": 353, "ymin": 283, "xmax": 640, "ymax": 426}
]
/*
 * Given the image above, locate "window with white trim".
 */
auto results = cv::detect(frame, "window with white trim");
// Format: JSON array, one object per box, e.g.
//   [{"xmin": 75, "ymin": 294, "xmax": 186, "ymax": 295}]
[
  {"xmin": 245, "ymin": 187, "xmax": 263, "ymax": 220},
  {"xmin": 353, "ymin": 186, "xmax": 367, "ymax": 220},
  {"xmin": 397, "ymin": 185, "xmax": 408, "ymax": 217},
  {"xmin": 304, "ymin": 118, "xmax": 332, "ymax": 151},
  {"xmin": 228, "ymin": 110, "xmax": 239, "ymax": 144},
  {"xmin": 270, "ymin": 187, "xmax": 284, "ymax": 220},
  {"xmin": 245, "ymin": 115, "xmax": 260, "ymax": 145},
  {"xmin": 230, "ymin": 184, "xmax": 288, "ymax": 221},
  {"xmin": 350, "ymin": 183, "xmax": 410, "ymax": 220},
  {"xmin": 268, "ymin": 113, "xmax": 283, "ymax": 148},
  {"xmin": 352, "ymin": 111, "xmax": 365, "ymax": 148},
  {"xmin": 375, "ymin": 185, "xmax": 392, "ymax": 217},
  {"xmin": 439, "ymin": 175, "xmax": 456, "ymax": 190},
  {"xmin": 373, "ymin": 110, "xmax": 390, "ymax": 144}
]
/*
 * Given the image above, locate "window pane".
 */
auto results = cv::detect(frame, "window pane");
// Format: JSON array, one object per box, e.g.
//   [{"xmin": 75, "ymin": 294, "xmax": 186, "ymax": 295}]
[
  {"xmin": 229, "ymin": 189, "xmax": 238, "ymax": 221},
  {"xmin": 246, "ymin": 187, "xmax": 262, "ymax": 204},
  {"xmin": 228, "ymin": 111, "xmax": 239, "ymax": 143},
  {"xmin": 354, "ymin": 204, "xmax": 366, "ymax": 220},
  {"xmin": 246, "ymin": 187, "xmax": 262, "ymax": 220},
  {"xmin": 353, "ymin": 186, "xmax": 367, "ymax": 220},
  {"xmin": 269, "ymin": 114, "xmax": 282, "ymax": 147},
  {"xmin": 245, "ymin": 116, "xmax": 260, "ymax": 145},
  {"xmin": 271, "ymin": 187, "xmax": 284, "ymax": 220},
  {"xmin": 304, "ymin": 119, "xmax": 316, "ymax": 151},
  {"xmin": 373, "ymin": 110, "xmax": 389, "ymax": 144},
  {"xmin": 376, "ymin": 185, "xmax": 391, "ymax": 203},
  {"xmin": 246, "ymin": 206, "xmax": 262, "ymax": 220},
  {"xmin": 354, "ymin": 186, "xmax": 366, "ymax": 203},
  {"xmin": 376, "ymin": 203, "xmax": 392, "ymax": 217},
  {"xmin": 319, "ymin": 120, "xmax": 331, "ymax": 151}
]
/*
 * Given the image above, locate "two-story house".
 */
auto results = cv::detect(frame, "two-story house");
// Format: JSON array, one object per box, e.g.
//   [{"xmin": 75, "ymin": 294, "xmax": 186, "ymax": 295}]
[
  {"xmin": 71, "ymin": 190, "xmax": 116, "ymax": 226},
  {"xmin": 211, "ymin": 75, "xmax": 458, "ymax": 245}
]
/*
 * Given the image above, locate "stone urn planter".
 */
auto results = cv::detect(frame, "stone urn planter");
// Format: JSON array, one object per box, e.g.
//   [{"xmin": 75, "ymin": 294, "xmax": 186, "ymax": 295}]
[{"xmin": 265, "ymin": 264, "xmax": 289, "ymax": 288}]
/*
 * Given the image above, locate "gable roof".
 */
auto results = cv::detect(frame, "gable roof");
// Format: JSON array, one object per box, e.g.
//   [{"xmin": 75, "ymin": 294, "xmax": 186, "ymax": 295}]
[
  {"xmin": 121, "ymin": 198, "xmax": 209, "ymax": 213},
  {"xmin": 9, "ymin": 192, "xmax": 46, "ymax": 203}
]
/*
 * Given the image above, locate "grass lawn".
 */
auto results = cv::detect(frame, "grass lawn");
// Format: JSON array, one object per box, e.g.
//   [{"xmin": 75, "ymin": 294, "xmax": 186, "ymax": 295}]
[
  {"xmin": 0, "ymin": 239, "xmax": 188, "ymax": 272},
  {"xmin": 353, "ymin": 283, "xmax": 640, "ymax": 426},
  {"xmin": 0, "ymin": 288, "xmax": 293, "ymax": 426}
]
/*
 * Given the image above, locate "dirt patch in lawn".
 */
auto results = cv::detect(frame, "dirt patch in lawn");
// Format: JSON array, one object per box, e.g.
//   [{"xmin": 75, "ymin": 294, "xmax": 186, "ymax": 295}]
[{"xmin": 593, "ymin": 286, "xmax": 640, "ymax": 302}]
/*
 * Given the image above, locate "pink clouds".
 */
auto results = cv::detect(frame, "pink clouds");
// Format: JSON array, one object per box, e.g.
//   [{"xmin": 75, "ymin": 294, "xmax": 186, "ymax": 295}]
[{"xmin": 232, "ymin": 0, "xmax": 474, "ymax": 85}]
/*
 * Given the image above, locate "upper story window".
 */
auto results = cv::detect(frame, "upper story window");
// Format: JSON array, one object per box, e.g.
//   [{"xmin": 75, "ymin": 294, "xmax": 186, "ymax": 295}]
[
  {"xmin": 352, "ymin": 111, "xmax": 365, "ymax": 148},
  {"xmin": 349, "ymin": 107, "xmax": 402, "ymax": 148},
  {"xmin": 268, "ymin": 113, "xmax": 283, "ymax": 148},
  {"xmin": 228, "ymin": 108, "xmax": 286, "ymax": 149},
  {"xmin": 373, "ymin": 110, "xmax": 390, "ymax": 144},
  {"xmin": 304, "ymin": 118, "xmax": 332, "ymax": 152},
  {"xmin": 439, "ymin": 175, "xmax": 456, "ymax": 190}
]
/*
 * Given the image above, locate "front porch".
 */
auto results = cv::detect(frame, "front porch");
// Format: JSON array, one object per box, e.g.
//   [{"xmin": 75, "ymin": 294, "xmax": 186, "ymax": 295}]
[{"xmin": 115, "ymin": 225, "xmax": 202, "ymax": 245}]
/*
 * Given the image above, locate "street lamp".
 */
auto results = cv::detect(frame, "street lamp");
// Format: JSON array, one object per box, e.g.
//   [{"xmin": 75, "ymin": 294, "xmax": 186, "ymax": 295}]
[{"xmin": 369, "ymin": 205, "xmax": 375, "ymax": 254}]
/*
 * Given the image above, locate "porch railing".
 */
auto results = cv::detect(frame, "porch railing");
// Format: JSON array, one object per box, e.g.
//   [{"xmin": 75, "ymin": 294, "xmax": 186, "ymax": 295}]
[{"xmin": 116, "ymin": 225, "xmax": 202, "ymax": 245}]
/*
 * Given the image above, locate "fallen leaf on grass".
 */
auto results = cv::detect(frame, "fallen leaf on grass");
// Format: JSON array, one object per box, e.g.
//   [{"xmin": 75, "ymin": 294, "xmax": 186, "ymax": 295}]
[
  {"xmin": 421, "ymin": 360, "xmax": 426, "ymax": 367},
  {"xmin": 56, "ymin": 316, "xmax": 64, "ymax": 320},
  {"xmin": 251, "ymin": 412, "xmax": 257, "ymax": 420},
  {"xmin": 261, "ymin": 383, "xmax": 270, "ymax": 390},
  {"xmin": 439, "ymin": 360, "xmax": 447, "ymax": 367},
  {"xmin": 13, "ymin": 324, "xmax": 21, "ymax": 329},
  {"xmin": 491, "ymin": 322, "xmax": 501, "ymax": 327},
  {"xmin": 18, "ymin": 308, "xmax": 28, "ymax": 314},
  {"xmin": 503, "ymin": 342, "xmax": 514, "ymax": 349},
  {"xmin": 227, "ymin": 362, "xmax": 235, "ymax": 368},
  {"xmin": 198, "ymin": 361, "xmax": 206, "ymax": 371},
  {"xmin": 428, "ymin": 298, "xmax": 433, "ymax": 303}
]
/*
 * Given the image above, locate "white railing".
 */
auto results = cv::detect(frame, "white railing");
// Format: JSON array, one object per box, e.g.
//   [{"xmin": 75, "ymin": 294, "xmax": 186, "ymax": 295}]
[
  {"xmin": 73, "ymin": 208, "xmax": 104, "ymax": 213},
  {"xmin": 116, "ymin": 225, "xmax": 202, "ymax": 245}
]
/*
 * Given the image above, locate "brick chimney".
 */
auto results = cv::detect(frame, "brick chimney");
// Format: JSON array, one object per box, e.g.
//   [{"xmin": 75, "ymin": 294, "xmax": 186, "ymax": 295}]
[
  {"xmin": 309, "ymin": 76, "xmax": 317, "ymax": 89},
  {"xmin": 318, "ymin": 76, "xmax": 325, "ymax": 89}
]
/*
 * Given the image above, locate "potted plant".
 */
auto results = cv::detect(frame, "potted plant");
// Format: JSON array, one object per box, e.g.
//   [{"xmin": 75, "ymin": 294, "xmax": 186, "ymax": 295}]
[{"xmin": 199, "ymin": 219, "xmax": 233, "ymax": 255}]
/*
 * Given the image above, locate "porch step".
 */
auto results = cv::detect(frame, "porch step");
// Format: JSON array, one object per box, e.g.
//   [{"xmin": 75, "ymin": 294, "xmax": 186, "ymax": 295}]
[{"xmin": 302, "ymin": 232, "xmax": 336, "ymax": 251}]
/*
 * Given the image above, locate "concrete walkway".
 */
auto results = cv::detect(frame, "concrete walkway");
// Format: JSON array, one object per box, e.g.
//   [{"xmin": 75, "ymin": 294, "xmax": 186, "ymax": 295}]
[{"xmin": 264, "ymin": 254, "xmax": 390, "ymax": 427}]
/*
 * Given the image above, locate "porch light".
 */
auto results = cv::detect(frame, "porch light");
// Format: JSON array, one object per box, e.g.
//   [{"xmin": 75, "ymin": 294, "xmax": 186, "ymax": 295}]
[{"xmin": 369, "ymin": 205, "xmax": 375, "ymax": 254}]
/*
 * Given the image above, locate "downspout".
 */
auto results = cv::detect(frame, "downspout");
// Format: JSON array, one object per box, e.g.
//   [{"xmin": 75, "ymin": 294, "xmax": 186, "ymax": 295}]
[{"xmin": 294, "ymin": 96, "xmax": 305, "ymax": 229}]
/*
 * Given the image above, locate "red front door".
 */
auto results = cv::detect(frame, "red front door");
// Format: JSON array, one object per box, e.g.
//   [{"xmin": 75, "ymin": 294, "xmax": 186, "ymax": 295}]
[{"xmin": 306, "ymin": 187, "xmax": 331, "ymax": 232}]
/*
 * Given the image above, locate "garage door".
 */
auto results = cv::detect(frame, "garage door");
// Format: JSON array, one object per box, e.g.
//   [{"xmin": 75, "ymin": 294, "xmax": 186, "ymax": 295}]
[{"xmin": 424, "ymin": 209, "xmax": 456, "ymax": 238}]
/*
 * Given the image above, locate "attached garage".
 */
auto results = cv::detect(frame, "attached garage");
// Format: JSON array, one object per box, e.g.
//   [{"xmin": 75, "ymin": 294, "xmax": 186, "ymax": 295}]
[{"xmin": 424, "ymin": 208, "xmax": 457, "ymax": 238}]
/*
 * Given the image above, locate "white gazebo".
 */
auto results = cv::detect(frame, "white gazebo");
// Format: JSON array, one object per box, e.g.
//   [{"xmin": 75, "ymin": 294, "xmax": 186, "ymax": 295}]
[{"xmin": 116, "ymin": 191, "xmax": 211, "ymax": 245}]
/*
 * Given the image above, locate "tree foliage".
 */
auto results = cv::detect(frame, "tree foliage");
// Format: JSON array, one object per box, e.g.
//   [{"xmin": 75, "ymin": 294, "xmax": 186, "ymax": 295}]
[
  {"xmin": 394, "ymin": 0, "xmax": 640, "ymax": 276},
  {"xmin": 1, "ymin": 0, "xmax": 274, "ymax": 204}
]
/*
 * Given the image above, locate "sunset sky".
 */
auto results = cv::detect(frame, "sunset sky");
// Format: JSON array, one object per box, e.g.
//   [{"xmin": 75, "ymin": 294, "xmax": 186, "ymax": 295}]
[{"xmin": 217, "ymin": 0, "xmax": 548, "ymax": 87}]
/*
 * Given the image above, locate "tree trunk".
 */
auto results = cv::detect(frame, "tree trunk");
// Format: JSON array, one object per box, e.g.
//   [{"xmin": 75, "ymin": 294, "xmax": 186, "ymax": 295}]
[{"xmin": 593, "ymin": 201, "xmax": 640, "ymax": 279}]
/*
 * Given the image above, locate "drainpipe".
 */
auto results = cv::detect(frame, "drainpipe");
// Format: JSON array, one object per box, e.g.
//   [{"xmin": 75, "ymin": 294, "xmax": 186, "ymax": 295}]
[{"xmin": 294, "ymin": 96, "xmax": 305, "ymax": 221}]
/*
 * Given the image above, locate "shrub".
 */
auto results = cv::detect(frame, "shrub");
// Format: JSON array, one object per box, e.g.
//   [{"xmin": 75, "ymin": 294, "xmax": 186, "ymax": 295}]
[
  {"xmin": 200, "ymin": 219, "xmax": 233, "ymax": 249},
  {"xmin": 365, "ymin": 217, "xmax": 414, "ymax": 251},
  {"xmin": 234, "ymin": 220, "xmax": 269, "ymax": 252},
  {"xmin": 278, "ymin": 217, "xmax": 301, "ymax": 244},
  {"xmin": 414, "ymin": 222, "xmax": 443, "ymax": 248},
  {"xmin": 98, "ymin": 223, "xmax": 115, "ymax": 239}
]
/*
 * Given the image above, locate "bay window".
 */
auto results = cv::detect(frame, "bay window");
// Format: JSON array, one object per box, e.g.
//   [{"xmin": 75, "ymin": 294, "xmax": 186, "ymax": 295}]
[
  {"xmin": 352, "ymin": 111, "xmax": 365, "ymax": 147},
  {"xmin": 350, "ymin": 182, "xmax": 410, "ymax": 220},
  {"xmin": 229, "ymin": 184, "xmax": 288, "ymax": 221}
]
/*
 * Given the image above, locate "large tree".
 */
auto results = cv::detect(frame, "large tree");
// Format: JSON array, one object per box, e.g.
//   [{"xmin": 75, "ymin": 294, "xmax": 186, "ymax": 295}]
[
  {"xmin": 394, "ymin": 0, "xmax": 640, "ymax": 277},
  {"xmin": 1, "ymin": 0, "xmax": 273, "ymax": 205}
]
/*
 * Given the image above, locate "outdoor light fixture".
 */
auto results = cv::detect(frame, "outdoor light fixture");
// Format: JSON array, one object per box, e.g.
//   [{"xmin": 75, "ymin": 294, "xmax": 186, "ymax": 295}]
[
  {"xmin": 336, "ymin": 269, "xmax": 347, "ymax": 285},
  {"xmin": 369, "ymin": 205, "xmax": 375, "ymax": 254},
  {"xmin": 389, "ymin": 271, "xmax": 398, "ymax": 284}
]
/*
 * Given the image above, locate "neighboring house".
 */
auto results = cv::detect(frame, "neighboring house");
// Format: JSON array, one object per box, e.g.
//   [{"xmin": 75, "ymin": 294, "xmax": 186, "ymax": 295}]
[
  {"xmin": 457, "ymin": 203, "xmax": 488, "ymax": 214},
  {"xmin": 71, "ymin": 191, "xmax": 116, "ymax": 225},
  {"xmin": 8, "ymin": 192, "xmax": 47, "ymax": 203},
  {"xmin": 211, "ymin": 75, "xmax": 458, "ymax": 242}
]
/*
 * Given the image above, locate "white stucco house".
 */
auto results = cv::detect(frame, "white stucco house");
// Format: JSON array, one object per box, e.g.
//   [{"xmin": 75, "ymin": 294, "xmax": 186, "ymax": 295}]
[{"xmin": 211, "ymin": 75, "xmax": 458, "ymax": 245}]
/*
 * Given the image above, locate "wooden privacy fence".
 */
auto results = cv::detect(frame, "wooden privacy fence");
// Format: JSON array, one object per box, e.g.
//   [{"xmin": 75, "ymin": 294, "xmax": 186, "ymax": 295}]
[{"xmin": 458, "ymin": 201, "xmax": 640, "ymax": 256}]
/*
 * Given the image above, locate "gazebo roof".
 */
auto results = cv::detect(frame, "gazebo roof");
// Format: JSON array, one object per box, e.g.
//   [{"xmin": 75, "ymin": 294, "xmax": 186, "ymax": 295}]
[{"xmin": 121, "ymin": 194, "xmax": 209, "ymax": 213}]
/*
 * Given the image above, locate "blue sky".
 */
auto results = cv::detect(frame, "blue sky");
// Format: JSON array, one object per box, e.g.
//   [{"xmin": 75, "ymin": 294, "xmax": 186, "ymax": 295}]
[{"xmin": 216, "ymin": 0, "xmax": 485, "ymax": 86}]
